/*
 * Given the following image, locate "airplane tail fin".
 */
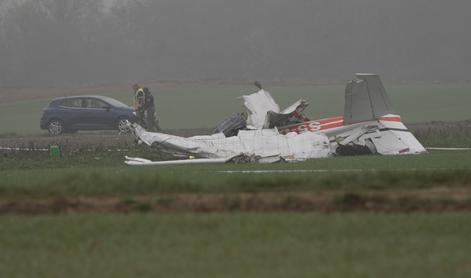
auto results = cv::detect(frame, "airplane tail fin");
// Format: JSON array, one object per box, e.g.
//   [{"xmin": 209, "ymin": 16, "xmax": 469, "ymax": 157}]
[{"xmin": 344, "ymin": 73, "xmax": 394, "ymax": 125}]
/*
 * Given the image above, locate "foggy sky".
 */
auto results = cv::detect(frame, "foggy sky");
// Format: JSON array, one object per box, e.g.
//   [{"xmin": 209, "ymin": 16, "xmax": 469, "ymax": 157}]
[{"xmin": 0, "ymin": 0, "xmax": 470, "ymax": 86}]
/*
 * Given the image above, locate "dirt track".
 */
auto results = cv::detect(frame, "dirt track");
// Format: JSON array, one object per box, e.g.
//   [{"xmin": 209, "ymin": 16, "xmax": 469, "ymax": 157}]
[{"xmin": 1, "ymin": 187, "xmax": 470, "ymax": 215}]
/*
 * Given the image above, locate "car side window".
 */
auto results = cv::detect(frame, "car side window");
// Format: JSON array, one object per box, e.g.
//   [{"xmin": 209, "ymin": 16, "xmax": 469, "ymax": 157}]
[
  {"xmin": 61, "ymin": 98, "xmax": 82, "ymax": 108},
  {"xmin": 83, "ymin": 98, "xmax": 108, "ymax": 109}
]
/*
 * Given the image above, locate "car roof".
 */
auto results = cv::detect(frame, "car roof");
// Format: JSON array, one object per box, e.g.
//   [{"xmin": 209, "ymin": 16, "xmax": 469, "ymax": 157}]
[
  {"xmin": 52, "ymin": 95, "xmax": 112, "ymax": 101},
  {"xmin": 50, "ymin": 95, "xmax": 132, "ymax": 108}
]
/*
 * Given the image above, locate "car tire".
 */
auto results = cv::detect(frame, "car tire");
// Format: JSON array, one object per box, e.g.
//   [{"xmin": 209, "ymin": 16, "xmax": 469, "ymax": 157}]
[
  {"xmin": 48, "ymin": 119, "xmax": 64, "ymax": 135},
  {"xmin": 117, "ymin": 117, "xmax": 131, "ymax": 134}
]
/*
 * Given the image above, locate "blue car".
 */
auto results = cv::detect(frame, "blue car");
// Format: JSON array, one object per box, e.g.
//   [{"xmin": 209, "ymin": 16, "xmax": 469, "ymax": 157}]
[{"xmin": 40, "ymin": 95, "xmax": 135, "ymax": 135}]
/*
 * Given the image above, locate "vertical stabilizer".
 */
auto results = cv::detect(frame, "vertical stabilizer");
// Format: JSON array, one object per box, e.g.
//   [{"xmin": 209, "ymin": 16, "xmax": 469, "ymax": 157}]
[{"xmin": 344, "ymin": 74, "xmax": 394, "ymax": 124}]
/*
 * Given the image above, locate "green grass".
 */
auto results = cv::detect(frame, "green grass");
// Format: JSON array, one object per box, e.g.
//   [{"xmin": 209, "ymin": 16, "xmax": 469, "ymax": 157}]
[
  {"xmin": 411, "ymin": 120, "xmax": 471, "ymax": 147},
  {"xmin": 1, "ymin": 151, "xmax": 470, "ymax": 199},
  {"xmin": 0, "ymin": 99, "xmax": 50, "ymax": 135},
  {"xmin": 2, "ymin": 83, "xmax": 470, "ymax": 277},
  {"xmin": 0, "ymin": 213, "xmax": 470, "ymax": 278},
  {"xmin": 1, "ymin": 82, "xmax": 471, "ymax": 134}
]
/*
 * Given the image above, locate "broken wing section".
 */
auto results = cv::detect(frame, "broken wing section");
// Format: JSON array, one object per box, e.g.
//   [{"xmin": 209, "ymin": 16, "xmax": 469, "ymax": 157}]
[
  {"xmin": 344, "ymin": 73, "xmax": 394, "ymax": 125},
  {"xmin": 283, "ymin": 132, "xmax": 332, "ymax": 161},
  {"xmin": 125, "ymin": 156, "xmax": 229, "ymax": 166},
  {"xmin": 132, "ymin": 123, "xmax": 238, "ymax": 158},
  {"xmin": 131, "ymin": 123, "xmax": 332, "ymax": 163},
  {"xmin": 235, "ymin": 129, "xmax": 331, "ymax": 161},
  {"xmin": 242, "ymin": 89, "xmax": 280, "ymax": 129},
  {"xmin": 242, "ymin": 89, "xmax": 309, "ymax": 129}
]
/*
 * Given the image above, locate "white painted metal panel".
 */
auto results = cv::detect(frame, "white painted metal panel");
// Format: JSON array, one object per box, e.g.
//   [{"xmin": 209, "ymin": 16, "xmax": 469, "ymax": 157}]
[
  {"xmin": 131, "ymin": 124, "xmax": 332, "ymax": 163},
  {"xmin": 242, "ymin": 89, "xmax": 279, "ymax": 129}
]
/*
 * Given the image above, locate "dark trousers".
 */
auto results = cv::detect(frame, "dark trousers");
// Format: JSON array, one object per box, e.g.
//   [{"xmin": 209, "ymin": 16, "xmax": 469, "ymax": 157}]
[{"xmin": 144, "ymin": 107, "xmax": 161, "ymax": 131}]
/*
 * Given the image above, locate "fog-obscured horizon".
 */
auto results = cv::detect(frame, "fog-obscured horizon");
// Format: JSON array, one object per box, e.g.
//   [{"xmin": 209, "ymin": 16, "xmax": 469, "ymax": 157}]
[{"xmin": 0, "ymin": 0, "xmax": 470, "ymax": 87}]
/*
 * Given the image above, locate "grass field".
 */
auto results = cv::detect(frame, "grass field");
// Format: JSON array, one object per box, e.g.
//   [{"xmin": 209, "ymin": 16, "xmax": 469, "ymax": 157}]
[
  {"xmin": 1, "ymin": 151, "xmax": 470, "ymax": 216},
  {"xmin": 0, "ymin": 150, "xmax": 470, "ymax": 199},
  {"xmin": 1, "ymin": 82, "xmax": 471, "ymax": 135},
  {"xmin": 1, "ymin": 146, "xmax": 470, "ymax": 277},
  {"xmin": 1, "ymin": 213, "xmax": 470, "ymax": 278},
  {"xmin": 1, "ymin": 82, "xmax": 471, "ymax": 277}
]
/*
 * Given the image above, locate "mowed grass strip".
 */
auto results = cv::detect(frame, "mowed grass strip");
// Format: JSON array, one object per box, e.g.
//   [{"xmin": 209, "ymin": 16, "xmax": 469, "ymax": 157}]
[
  {"xmin": 0, "ymin": 213, "xmax": 470, "ymax": 278},
  {"xmin": 1, "ymin": 151, "xmax": 471, "ymax": 199}
]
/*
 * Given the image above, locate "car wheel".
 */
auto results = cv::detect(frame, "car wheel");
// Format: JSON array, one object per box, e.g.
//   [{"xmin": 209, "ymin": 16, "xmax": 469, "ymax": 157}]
[
  {"xmin": 117, "ymin": 118, "xmax": 131, "ymax": 134},
  {"xmin": 48, "ymin": 120, "xmax": 64, "ymax": 135}
]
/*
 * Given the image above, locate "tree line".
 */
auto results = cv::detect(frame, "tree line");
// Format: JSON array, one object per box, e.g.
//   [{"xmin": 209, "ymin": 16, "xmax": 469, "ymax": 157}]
[{"xmin": 0, "ymin": 0, "xmax": 470, "ymax": 86}]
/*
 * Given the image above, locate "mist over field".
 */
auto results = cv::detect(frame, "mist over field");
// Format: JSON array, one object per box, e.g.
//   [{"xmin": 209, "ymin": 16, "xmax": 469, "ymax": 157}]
[
  {"xmin": 2, "ymin": 3, "xmax": 471, "ymax": 276},
  {"xmin": 0, "ymin": 0, "xmax": 470, "ymax": 86}
]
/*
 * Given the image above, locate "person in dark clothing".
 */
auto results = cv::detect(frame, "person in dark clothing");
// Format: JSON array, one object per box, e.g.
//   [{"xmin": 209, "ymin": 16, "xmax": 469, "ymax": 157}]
[{"xmin": 143, "ymin": 87, "xmax": 161, "ymax": 131}]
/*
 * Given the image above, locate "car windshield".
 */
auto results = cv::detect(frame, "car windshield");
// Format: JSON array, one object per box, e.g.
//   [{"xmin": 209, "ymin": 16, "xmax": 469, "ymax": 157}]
[{"xmin": 101, "ymin": 97, "xmax": 130, "ymax": 108}]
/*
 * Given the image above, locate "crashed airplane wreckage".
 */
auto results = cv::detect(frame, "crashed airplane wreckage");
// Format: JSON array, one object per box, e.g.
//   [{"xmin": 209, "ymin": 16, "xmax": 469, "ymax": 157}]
[{"xmin": 126, "ymin": 74, "xmax": 426, "ymax": 165}]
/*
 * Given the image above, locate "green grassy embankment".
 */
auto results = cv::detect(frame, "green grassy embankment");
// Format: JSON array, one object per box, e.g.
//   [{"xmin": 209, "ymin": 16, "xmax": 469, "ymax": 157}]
[
  {"xmin": 0, "ymin": 213, "xmax": 470, "ymax": 278},
  {"xmin": 0, "ymin": 151, "xmax": 470, "ymax": 200}
]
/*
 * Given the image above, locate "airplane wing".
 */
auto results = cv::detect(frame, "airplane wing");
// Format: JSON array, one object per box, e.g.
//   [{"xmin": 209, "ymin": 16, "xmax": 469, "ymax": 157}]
[
  {"xmin": 344, "ymin": 73, "xmax": 394, "ymax": 124},
  {"xmin": 125, "ymin": 156, "xmax": 229, "ymax": 166},
  {"xmin": 129, "ymin": 123, "xmax": 332, "ymax": 164},
  {"xmin": 132, "ymin": 123, "xmax": 228, "ymax": 158}
]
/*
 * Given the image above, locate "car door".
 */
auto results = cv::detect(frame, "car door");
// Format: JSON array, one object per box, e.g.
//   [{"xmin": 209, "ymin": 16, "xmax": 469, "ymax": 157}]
[
  {"xmin": 81, "ymin": 98, "xmax": 115, "ymax": 129},
  {"xmin": 58, "ymin": 98, "xmax": 85, "ymax": 129}
]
